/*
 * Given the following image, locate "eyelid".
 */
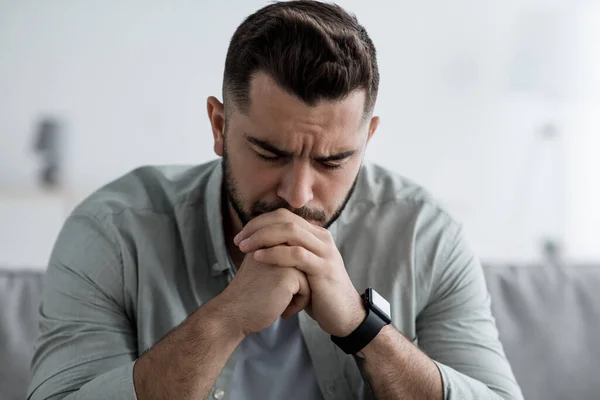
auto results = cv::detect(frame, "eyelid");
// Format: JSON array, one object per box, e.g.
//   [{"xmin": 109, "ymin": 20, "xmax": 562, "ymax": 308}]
[
  {"xmin": 252, "ymin": 142, "xmax": 351, "ymax": 165},
  {"xmin": 320, "ymin": 161, "xmax": 344, "ymax": 170},
  {"xmin": 320, "ymin": 157, "xmax": 349, "ymax": 165},
  {"xmin": 252, "ymin": 145, "xmax": 279, "ymax": 158},
  {"xmin": 256, "ymin": 151, "xmax": 279, "ymax": 159},
  {"xmin": 254, "ymin": 148, "xmax": 286, "ymax": 162},
  {"xmin": 314, "ymin": 150, "xmax": 355, "ymax": 164}
]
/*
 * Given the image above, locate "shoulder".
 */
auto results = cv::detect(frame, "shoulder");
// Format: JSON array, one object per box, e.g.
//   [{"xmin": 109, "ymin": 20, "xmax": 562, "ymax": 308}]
[
  {"xmin": 49, "ymin": 160, "xmax": 221, "ymax": 301},
  {"xmin": 342, "ymin": 161, "xmax": 460, "ymax": 235},
  {"xmin": 71, "ymin": 160, "xmax": 219, "ymax": 223}
]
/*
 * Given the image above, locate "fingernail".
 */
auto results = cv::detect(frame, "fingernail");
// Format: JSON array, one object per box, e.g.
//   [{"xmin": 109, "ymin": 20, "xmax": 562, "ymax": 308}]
[{"xmin": 234, "ymin": 233, "xmax": 242, "ymax": 245}]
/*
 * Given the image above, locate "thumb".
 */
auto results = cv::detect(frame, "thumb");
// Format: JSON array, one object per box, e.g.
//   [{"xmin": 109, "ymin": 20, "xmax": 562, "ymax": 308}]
[{"xmin": 281, "ymin": 269, "xmax": 311, "ymax": 319}]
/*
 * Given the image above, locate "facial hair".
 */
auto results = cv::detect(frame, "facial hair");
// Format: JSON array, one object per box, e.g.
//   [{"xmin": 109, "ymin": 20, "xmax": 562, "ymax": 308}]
[{"xmin": 222, "ymin": 137, "xmax": 360, "ymax": 229}]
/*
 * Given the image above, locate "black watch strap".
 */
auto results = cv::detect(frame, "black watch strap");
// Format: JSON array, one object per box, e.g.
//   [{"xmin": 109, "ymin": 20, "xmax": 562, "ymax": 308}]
[{"xmin": 330, "ymin": 306, "xmax": 388, "ymax": 355}]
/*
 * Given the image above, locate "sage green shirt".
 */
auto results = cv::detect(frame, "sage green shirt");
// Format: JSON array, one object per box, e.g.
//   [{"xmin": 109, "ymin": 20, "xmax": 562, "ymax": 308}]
[{"xmin": 28, "ymin": 160, "xmax": 523, "ymax": 400}]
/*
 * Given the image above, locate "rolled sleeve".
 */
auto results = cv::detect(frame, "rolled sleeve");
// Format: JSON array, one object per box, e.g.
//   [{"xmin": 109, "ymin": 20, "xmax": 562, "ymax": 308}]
[
  {"xmin": 27, "ymin": 213, "xmax": 138, "ymax": 400},
  {"xmin": 30, "ymin": 362, "xmax": 136, "ymax": 400},
  {"xmin": 418, "ymin": 225, "xmax": 524, "ymax": 400}
]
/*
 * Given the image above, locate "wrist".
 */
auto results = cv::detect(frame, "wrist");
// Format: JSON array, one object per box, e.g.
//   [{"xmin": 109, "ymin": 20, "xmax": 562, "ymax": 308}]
[
  {"xmin": 339, "ymin": 304, "xmax": 368, "ymax": 337},
  {"xmin": 356, "ymin": 324, "xmax": 395, "ymax": 358},
  {"xmin": 197, "ymin": 295, "xmax": 246, "ymax": 345},
  {"xmin": 332, "ymin": 291, "xmax": 367, "ymax": 337},
  {"xmin": 331, "ymin": 287, "xmax": 392, "ymax": 355}
]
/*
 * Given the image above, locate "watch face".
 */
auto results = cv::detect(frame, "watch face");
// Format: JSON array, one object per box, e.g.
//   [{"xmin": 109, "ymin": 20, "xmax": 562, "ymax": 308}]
[{"xmin": 369, "ymin": 288, "xmax": 391, "ymax": 321}]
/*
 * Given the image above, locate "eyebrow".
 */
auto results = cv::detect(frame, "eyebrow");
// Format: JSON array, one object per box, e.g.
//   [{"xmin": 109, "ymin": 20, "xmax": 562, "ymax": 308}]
[{"xmin": 245, "ymin": 135, "xmax": 357, "ymax": 162}]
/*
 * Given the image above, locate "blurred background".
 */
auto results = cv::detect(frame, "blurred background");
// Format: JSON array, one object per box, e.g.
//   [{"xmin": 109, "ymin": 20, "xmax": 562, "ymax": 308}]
[{"xmin": 1, "ymin": 0, "xmax": 599, "ymax": 270}]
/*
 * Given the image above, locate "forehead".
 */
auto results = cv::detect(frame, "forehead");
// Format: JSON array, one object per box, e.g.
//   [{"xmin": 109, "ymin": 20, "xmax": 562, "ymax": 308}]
[{"xmin": 232, "ymin": 72, "xmax": 367, "ymax": 146}]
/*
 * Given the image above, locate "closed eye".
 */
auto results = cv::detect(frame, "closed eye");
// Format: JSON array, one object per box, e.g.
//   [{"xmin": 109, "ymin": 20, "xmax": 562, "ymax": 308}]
[
  {"xmin": 320, "ymin": 161, "xmax": 344, "ymax": 170},
  {"xmin": 255, "ymin": 151, "xmax": 346, "ymax": 171},
  {"xmin": 256, "ymin": 152, "xmax": 281, "ymax": 162}
]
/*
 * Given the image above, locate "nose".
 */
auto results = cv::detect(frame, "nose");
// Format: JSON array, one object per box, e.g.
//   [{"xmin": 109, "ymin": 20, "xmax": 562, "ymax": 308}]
[{"xmin": 276, "ymin": 160, "xmax": 314, "ymax": 209}]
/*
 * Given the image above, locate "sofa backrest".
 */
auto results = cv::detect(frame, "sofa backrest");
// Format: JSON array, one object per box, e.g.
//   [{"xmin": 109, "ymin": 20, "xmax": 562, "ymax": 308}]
[
  {"xmin": 1, "ymin": 265, "xmax": 599, "ymax": 400},
  {"xmin": 0, "ymin": 270, "xmax": 44, "ymax": 400},
  {"xmin": 485, "ymin": 264, "xmax": 600, "ymax": 400}
]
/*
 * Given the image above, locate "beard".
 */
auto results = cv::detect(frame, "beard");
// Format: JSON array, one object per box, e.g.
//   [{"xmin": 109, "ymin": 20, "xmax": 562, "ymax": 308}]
[{"xmin": 222, "ymin": 139, "xmax": 360, "ymax": 229}]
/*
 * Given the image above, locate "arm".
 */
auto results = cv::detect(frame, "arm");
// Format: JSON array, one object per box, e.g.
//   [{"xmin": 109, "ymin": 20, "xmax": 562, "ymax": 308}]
[
  {"xmin": 28, "ymin": 213, "xmax": 138, "ymax": 399},
  {"xmin": 233, "ymin": 209, "xmax": 523, "ymax": 399},
  {"xmin": 27, "ymin": 213, "xmax": 243, "ymax": 400},
  {"xmin": 29, "ymin": 211, "xmax": 310, "ymax": 400},
  {"xmin": 356, "ymin": 224, "xmax": 523, "ymax": 400},
  {"xmin": 133, "ymin": 297, "xmax": 243, "ymax": 399},
  {"xmin": 355, "ymin": 326, "xmax": 442, "ymax": 399},
  {"xmin": 415, "ymin": 225, "xmax": 523, "ymax": 399}
]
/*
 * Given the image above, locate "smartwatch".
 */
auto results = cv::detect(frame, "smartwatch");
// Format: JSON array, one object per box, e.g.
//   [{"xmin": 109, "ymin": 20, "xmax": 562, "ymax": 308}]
[{"xmin": 331, "ymin": 288, "xmax": 392, "ymax": 354}]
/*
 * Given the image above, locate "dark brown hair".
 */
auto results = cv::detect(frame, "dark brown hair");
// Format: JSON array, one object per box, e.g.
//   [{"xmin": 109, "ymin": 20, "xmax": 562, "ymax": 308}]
[{"xmin": 223, "ymin": 1, "xmax": 379, "ymax": 118}]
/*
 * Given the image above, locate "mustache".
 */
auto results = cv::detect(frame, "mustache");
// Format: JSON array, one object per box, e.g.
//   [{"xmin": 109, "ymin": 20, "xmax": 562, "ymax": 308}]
[{"xmin": 250, "ymin": 200, "xmax": 327, "ymax": 222}]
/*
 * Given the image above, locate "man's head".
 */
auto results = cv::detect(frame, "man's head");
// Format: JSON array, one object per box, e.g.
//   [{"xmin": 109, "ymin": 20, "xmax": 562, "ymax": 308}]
[{"xmin": 207, "ymin": 1, "xmax": 380, "ymax": 228}]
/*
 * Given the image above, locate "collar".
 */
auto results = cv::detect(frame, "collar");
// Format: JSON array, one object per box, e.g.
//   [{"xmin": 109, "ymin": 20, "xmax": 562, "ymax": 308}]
[{"xmin": 204, "ymin": 161, "xmax": 233, "ymax": 277}]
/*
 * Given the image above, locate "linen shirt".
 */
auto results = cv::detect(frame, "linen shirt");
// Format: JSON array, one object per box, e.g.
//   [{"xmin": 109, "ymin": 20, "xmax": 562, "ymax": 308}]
[{"xmin": 27, "ymin": 160, "xmax": 523, "ymax": 399}]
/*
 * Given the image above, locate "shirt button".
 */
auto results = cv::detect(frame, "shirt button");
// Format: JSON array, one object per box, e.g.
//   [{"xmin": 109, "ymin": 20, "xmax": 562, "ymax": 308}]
[{"xmin": 213, "ymin": 388, "xmax": 225, "ymax": 399}]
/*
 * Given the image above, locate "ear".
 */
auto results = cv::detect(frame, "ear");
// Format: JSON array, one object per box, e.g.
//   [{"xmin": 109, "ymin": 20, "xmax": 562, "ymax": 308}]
[
  {"xmin": 207, "ymin": 96, "xmax": 225, "ymax": 157},
  {"xmin": 367, "ymin": 116, "xmax": 380, "ymax": 143}
]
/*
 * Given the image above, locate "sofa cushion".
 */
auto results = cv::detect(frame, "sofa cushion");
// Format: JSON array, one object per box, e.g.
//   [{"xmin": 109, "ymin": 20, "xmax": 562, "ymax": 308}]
[
  {"xmin": 2, "ymin": 266, "xmax": 599, "ymax": 400},
  {"xmin": 0, "ymin": 270, "xmax": 44, "ymax": 400},
  {"xmin": 484, "ymin": 265, "xmax": 600, "ymax": 400}
]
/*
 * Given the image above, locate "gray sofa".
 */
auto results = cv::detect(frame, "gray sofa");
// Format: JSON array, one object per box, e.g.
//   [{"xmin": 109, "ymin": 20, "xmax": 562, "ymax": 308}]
[{"xmin": 1, "ymin": 265, "xmax": 599, "ymax": 400}]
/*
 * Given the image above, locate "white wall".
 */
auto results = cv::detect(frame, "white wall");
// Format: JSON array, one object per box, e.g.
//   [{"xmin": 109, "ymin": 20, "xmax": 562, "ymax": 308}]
[{"xmin": 1, "ymin": 0, "xmax": 599, "ymax": 269}]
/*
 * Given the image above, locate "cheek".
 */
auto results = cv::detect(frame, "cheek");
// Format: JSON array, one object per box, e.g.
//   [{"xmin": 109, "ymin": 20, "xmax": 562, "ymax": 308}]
[
  {"xmin": 313, "ymin": 171, "xmax": 355, "ymax": 209},
  {"xmin": 233, "ymin": 160, "xmax": 281, "ymax": 200}
]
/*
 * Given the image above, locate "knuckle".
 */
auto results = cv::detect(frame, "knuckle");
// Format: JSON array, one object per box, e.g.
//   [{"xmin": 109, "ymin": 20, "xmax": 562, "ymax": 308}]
[
  {"xmin": 313, "ymin": 225, "xmax": 329, "ymax": 239},
  {"xmin": 315, "ymin": 225, "xmax": 327, "ymax": 234},
  {"xmin": 250, "ymin": 230, "xmax": 262, "ymax": 242},
  {"xmin": 244, "ymin": 219, "xmax": 256, "ymax": 231},
  {"xmin": 320, "ymin": 227, "xmax": 333, "ymax": 241},
  {"xmin": 284, "ymin": 221, "xmax": 296, "ymax": 232},
  {"xmin": 292, "ymin": 246, "xmax": 305, "ymax": 261},
  {"xmin": 277, "ymin": 270, "xmax": 295, "ymax": 289}
]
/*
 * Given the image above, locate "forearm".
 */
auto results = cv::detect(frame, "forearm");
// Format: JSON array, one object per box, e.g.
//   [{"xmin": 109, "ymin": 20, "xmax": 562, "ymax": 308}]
[
  {"xmin": 133, "ymin": 296, "xmax": 244, "ymax": 400},
  {"xmin": 356, "ymin": 325, "xmax": 443, "ymax": 400}
]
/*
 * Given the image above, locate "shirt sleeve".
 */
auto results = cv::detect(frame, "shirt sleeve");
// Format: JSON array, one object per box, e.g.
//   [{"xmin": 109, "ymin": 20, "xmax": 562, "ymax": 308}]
[
  {"xmin": 27, "ymin": 212, "xmax": 138, "ymax": 400},
  {"xmin": 417, "ymin": 224, "xmax": 524, "ymax": 400}
]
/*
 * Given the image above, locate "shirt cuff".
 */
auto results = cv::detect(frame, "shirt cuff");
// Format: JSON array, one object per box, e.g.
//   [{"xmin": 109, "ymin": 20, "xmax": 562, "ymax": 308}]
[{"xmin": 77, "ymin": 362, "xmax": 136, "ymax": 399}]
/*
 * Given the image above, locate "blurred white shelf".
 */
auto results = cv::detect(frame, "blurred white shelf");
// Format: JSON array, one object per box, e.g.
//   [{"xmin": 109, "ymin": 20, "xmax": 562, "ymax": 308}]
[
  {"xmin": 0, "ymin": 187, "xmax": 93, "ymax": 269},
  {"xmin": 0, "ymin": 186, "xmax": 91, "ymax": 199}
]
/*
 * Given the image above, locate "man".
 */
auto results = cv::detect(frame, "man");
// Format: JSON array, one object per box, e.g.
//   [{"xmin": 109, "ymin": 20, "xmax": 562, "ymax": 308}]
[{"xmin": 28, "ymin": 2, "xmax": 523, "ymax": 399}]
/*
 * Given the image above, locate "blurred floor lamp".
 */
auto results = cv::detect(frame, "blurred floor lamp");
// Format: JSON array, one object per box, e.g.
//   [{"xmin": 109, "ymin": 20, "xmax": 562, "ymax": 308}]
[
  {"xmin": 510, "ymin": 3, "xmax": 600, "ymax": 265},
  {"xmin": 508, "ymin": 7, "xmax": 579, "ymax": 266},
  {"xmin": 33, "ymin": 116, "xmax": 63, "ymax": 190}
]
